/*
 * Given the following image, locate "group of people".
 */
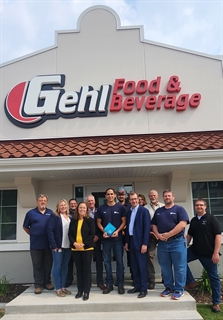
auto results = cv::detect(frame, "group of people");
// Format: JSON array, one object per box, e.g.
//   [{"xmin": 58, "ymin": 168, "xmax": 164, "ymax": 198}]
[{"xmin": 23, "ymin": 188, "xmax": 221, "ymax": 313}]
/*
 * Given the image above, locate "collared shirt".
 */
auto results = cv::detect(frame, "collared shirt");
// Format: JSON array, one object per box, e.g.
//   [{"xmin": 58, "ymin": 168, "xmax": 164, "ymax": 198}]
[
  {"xmin": 23, "ymin": 207, "xmax": 53, "ymax": 249},
  {"xmin": 88, "ymin": 208, "xmax": 97, "ymax": 219},
  {"xmin": 145, "ymin": 202, "xmax": 164, "ymax": 219},
  {"xmin": 129, "ymin": 204, "xmax": 139, "ymax": 235}
]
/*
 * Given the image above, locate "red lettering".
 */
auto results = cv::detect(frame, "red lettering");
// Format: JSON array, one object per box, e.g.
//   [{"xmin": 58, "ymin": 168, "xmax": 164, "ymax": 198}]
[
  {"xmin": 124, "ymin": 81, "xmax": 135, "ymax": 95},
  {"xmin": 189, "ymin": 93, "xmax": 201, "ymax": 108},
  {"xmin": 145, "ymin": 96, "xmax": 156, "ymax": 110},
  {"xmin": 136, "ymin": 80, "xmax": 148, "ymax": 94},
  {"xmin": 148, "ymin": 77, "xmax": 161, "ymax": 94},
  {"xmin": 123, "ymin": 97, "xmax": 134, "ymax": 111},
  {"xmin": 176, "ymin": 94, "xmax": 189, "ymax": 111},
  {"xmin": 110, "ymin": 95, "xmax": 122, "ymax": 111},
  {"xmin": 135, "ymin": 96, "xmax": 145, "ymax": 110},
  {"xmin": 157, "ymin": 95, "xmax": 166, "ymax": 109},
  {"xmin": 164, "ymin": 95, "xmax": 176, "ymax": 109},
  {"xmin": 166, "ymin": 76, "xmax": 181, "ymax": 93},
  {"xmin": 113, "ymin": 78, "xmax": 125, "ymax": 95}
]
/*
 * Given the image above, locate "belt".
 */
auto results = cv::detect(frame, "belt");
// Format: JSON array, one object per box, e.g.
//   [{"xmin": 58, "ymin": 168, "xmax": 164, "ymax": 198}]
[{"xmin": 166, "ymin": 235, "xmax": 183, "ymax": 242}]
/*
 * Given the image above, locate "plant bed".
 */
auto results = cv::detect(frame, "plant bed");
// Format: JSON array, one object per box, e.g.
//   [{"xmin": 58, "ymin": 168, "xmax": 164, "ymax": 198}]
[{"xmin": 0, "ymin": 283, "xmax": 30, "ymax": 304}]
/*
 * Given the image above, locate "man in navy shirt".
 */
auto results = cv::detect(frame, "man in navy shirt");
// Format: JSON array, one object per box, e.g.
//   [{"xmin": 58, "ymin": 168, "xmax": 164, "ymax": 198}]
[
  {"xmin": 97, "ymin": 188, "xmax": 126, "ymax": 294},
  {"xmin": 23, "ymin": 194, "xmax": 54, "ymax": 294},
  {"xmin": 152, "ymin": 189, "xmax": 189, "ymax": 300},
  {"xmin": 186, "ymin": 198, "xmax": 221, "ymax": 313}
]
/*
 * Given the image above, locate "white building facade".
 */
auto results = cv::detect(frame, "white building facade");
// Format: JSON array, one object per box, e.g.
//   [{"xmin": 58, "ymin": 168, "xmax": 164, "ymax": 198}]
[{"xmin": 0, "ymin": 5, "xmax": 222, "ymax": 283}]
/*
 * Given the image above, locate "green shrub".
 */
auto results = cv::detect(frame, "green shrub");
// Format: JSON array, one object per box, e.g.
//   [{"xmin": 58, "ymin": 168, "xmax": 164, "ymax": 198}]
[
  {"xmin": 0, "ymin": 274, "xmax": 10, "ymax": 297},
  {"xmin": 198, "ymin": 268, "xmax": 212, "ymax": 295}
]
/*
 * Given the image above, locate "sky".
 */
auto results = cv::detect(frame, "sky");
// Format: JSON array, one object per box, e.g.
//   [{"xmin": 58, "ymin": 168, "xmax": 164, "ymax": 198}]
[{"xmin": 0, "ymin": 0, "xmax": 222, "ymax": 65}]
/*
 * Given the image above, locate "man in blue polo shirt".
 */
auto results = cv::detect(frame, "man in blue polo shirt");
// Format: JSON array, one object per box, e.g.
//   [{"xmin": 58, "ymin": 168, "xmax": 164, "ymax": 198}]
[
  {"xmin": 97, "ymin": 188, "xmax": 126, "ymax": 295},
  {"xmin": 23, "ymin": 194, "xmax": 54, "ymax": 294},
  {"xmin": 151, "ymin": 189, "xmax": 189, "ymax": 300}
]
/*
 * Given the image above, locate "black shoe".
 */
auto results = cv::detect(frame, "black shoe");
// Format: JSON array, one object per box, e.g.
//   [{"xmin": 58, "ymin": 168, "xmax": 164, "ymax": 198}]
[
  {"xmin": 75, "ymin": 291, "xmax": 83, "ymax": 299},
  {"xmin": 138, "ymin": 291, "xmax": 147, "ymax": 298},
  {"xmin": 83, "ymin": 293, "xmax": 89, "ymax": 301},
  {"xmin": 148, "ymin": 283, "xmax": 155, "ymax": 290},
  {"xmin": 118, "ymin": 286, "xmax": 125, "ymax": 294},
  {"xmin": 103, "ymin": 286, "xmax": 114, "ymax": 294},
  {"xmin": 127, "ymin": 287, "xmax": 140, "ymax": 294},
  {"xmin": 97, "ymin": 284, "xmax": 106, "ymax": 290}
]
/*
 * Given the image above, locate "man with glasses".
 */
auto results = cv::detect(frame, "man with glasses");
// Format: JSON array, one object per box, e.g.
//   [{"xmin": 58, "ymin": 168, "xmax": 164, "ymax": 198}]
[
  {"xmin": 125, "ymin": 192, "xmax": 150, "ymax": 298},
  {"xmin": 23, "ymin": 194, "xmax": 54, "ymax": 294},
  {"xmin": 186, "ymin": 198, "xmax": 221, "ymax": 313}
]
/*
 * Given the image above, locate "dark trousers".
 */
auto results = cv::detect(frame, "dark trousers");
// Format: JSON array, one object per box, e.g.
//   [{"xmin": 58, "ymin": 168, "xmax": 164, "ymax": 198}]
[
  {"xmin": 94, "ymin": 240, "xmax": 104, "ymax": 285},
  {"xmin": 129, "ymin": 237, "xmax": 148, "ymax": 291},
  {"xmin": 148, "ymin": 236, "xmax": 157, "ymax": 283},
  {"xmin": 72, "ymin": 250, "xmax": 93, "ymax": 294},
  {"xmin": 30, "ymin": 248, "xmax": 53, "ymax": 288}
]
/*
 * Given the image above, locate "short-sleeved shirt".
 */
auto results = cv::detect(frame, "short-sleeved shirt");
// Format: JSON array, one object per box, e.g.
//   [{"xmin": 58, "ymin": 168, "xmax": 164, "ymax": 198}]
[
  {"xmin": 188, "ymin": 213, "xmax": 221, "ymax": 257},
  {"xmin": 97, "ymin": 203, "xmax": 126, "ymax": 241},
  {"xmin": 151, "ymin": 204, "xmax": 189, "ymax": 237},
  {"xmin": 23, "ymin": 207, "xmax": 53, "ymax": 249}
]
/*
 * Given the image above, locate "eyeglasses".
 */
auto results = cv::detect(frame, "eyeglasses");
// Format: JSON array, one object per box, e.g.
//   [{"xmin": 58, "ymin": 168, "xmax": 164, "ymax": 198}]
[
  {"xmin": 118, "ymin": 192, "xmax": 125, "ymax": 196},
  {"xmin": 195, "ymin": 204, "xmax": 204, "ymax": 206}
]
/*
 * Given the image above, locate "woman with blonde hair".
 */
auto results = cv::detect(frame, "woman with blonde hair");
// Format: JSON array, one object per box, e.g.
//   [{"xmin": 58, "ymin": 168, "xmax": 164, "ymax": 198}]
[
  {"xmin": 68, "ymin": 202, "xmax": 95, "ymax": 301},
  {"xmin": 47, "ymin": 199, "xmax": 71, "ymax": 297}
]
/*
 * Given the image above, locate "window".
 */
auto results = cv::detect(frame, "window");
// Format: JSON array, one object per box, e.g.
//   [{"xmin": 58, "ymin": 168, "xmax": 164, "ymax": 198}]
[
  {"xmin": 75, "ymin": 186, "xmax": 84, "ymax": 203},
  {"xmin": 0, "ymin": 190, "xmax": 17, "ymax": 240},
  {"xmin": 192, "ymin": 181, "xmax": 223, "ymax": 232}
]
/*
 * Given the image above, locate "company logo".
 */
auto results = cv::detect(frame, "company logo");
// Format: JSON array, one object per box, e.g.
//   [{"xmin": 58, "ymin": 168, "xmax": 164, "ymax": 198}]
[
  {"xmin": 5, "ymin": 74, "xmax": 112, "ymax": 128},
  {"xmin": 4, "ymin": 74, "xmax": 201, "ymax": 128}
]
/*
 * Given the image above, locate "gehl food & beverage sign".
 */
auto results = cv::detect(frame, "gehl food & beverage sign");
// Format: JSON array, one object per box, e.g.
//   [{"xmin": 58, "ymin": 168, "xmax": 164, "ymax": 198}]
[{"xmin": 4, "ymin": 74, "xmax": 201, "ymax": 128}]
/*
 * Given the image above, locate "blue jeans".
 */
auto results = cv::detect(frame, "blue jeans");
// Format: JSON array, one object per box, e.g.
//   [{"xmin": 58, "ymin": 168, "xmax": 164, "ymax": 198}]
[
  {"xmin": 187, "ymin": 247, "xmax": 221, "ymax": 305},
  {"xmin": 102, "ymin": 239, "xmax": 124, "ymax": 287},
  {"xmin": 52, "ymin": 248, "xmax": 71, "ymax": 290},
  {"xmin": 157, "ymin": 236, "xmax": 187, "ymax": 292}
]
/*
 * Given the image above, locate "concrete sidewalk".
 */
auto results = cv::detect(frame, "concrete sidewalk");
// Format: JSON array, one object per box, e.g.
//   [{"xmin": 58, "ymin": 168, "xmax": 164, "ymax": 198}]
[{"xmin": 3, "ymin": 282, "xmax": 203, "ymax": 320}]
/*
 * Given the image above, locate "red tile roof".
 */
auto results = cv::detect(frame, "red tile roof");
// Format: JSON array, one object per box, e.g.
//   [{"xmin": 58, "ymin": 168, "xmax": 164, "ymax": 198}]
[{"xmin": 0, "ymin": 131, "xmax": 223, "ymax": 159}]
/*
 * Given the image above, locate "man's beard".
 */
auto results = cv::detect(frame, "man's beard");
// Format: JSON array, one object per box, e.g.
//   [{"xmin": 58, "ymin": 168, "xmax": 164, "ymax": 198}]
[{"xmin": 165, "ymin": 200, "xmax": 172, "ymax": 205}]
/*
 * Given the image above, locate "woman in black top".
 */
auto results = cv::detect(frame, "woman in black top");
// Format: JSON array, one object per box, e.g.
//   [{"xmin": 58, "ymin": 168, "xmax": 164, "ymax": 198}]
[{"xmin": 68, "ymin": 202, "xmax": 95, "ymax": 301}]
